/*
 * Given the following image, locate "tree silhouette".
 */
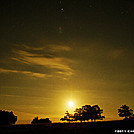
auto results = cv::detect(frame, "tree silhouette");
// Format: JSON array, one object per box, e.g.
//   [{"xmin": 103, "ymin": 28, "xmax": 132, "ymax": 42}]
[
  {"xmin": 74, "ymin": 105, "xmax": 105, "ymax": 122},
  {"xmin": 129, "ymin": 114, "xmax": 134, "ymax": 120},
  {"xmin": 0, "ymin": 110, "xmax": 17, "ymax": 125},
  {"xmin": 60, "ymin": 111, "xmax": 75, "ymax": 122},
  {"xmin": 118, "ymin": 105, "xmax": 133, "ymax": 120},
  {"xmin": 82, "ymin": 105, "xmax": 92, "ymax": 120},
  {"xmin": 60, "ymin": 105, "xmax": 105, "ymax": 123},
  {"xmin": 90, "ymin": 105, "xmax": 105, "ymax": 122},
  {"xmin": 74, "ymin": 107, "xmax": 84, "ymax": 123}
]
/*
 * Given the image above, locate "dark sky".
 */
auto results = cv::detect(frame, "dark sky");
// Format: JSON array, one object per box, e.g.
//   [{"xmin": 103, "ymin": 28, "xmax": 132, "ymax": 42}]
[{"xmin": 0, "ymin": 0, "xmax": 134, "ymax": 123}]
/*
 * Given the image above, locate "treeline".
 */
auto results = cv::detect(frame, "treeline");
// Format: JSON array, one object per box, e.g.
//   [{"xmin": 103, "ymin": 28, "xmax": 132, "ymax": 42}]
[
  {"xmin": 0, "ymin": 104, "xmax": 134, "ymax": 125},
  {"xmin": 60, "ymin": 104, "xmax": 134, "ymax": 123}
]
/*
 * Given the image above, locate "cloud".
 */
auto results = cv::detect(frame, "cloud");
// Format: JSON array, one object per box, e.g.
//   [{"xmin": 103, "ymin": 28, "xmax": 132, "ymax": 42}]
[
  {"xmin": 21, "ymin": 56, "xmax": 72, "ymax": 72},
  {"xmin": 13, "ymin": 50, "xmax": 43, "ymax": 57},
  {"xmin": 0, "ymin": 68, "xmax": 51, "ymax": 78},
  {"xmin": 46, "ymin": 44, "xmax": 71, "ymax": 52},
  {"xmin": 0, "ymin": 94, "xmax": 51, "ymax": 100},
  {"xmin": 12, "ymin": 48, "xmax": 74, "ymax": 76},
  {"xmin": 0, "ymin": 68, "xmax": 18, "ymax": 73},
  {"xmin": 20, "ymin": 70, "xmax": 52, "ymax": 78},
  {"xmin": 19, "ymin": 44, "xmax": 71, "ymax": 52}
]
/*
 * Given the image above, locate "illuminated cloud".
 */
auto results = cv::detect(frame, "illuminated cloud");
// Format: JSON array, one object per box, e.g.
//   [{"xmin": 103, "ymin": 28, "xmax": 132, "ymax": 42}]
[
  {"xmin": 0, "ymin": 68, "xmax": 18, "ymax": 73},
  {"xmin": 0, "ymin": 68, "xmax": 51, "ymax": 78},
  {"xmin": 46, "ymin": 44, "xmax": 71, "ymax": 52},
  {"xmin": 13, "ymin": 50, "xmax": 43, "ymax": 57},
  {"xmin": 18, "ymin": 44, "xmax": 71, "ymax": 52},
  {"xmin": 11, "ymin": 44, "xmax": 74, "ymax": 77},
  {"xmin": 13, "ymin": 52, "xmax": 73, "ymax": 76}
]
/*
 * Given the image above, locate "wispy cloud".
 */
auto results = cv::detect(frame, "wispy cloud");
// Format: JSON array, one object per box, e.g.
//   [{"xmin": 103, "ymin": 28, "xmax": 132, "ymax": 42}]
[
  {"xmin": 46, "ymin": 44, "xmax": 71, "ymax": 52},
  {"xmin": 0, "ymin": 94, "xmax": 51, "ymax": 100},
  {"xmin": 19, "ymin": 44, "xmax": 71, "ymax": 52},
  {"xmin": 0, "ymin": 68, "xmax": 18, "ymax": 73},
  {"xmin": 13, "ymin": 50, "xmax": 43, "ymax": 57},
  {"xmin": 12, "ymin": 44, "xmax": 74, "ymax": 77},
  {"xmin": 0, "ymin": 68, "xmax": 51, "ymax": 78}
]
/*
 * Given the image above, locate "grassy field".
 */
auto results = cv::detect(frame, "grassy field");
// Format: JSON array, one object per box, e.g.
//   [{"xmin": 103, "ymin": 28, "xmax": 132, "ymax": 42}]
[{"xmin": 0, "ymin": 120, "xmax": 134, "ymax": 134}]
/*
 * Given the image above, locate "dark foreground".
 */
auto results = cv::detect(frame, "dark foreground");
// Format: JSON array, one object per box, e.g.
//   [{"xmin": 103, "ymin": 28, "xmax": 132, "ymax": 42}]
[{"xmin": 0, "ymin": 120, "xmax": 134, "ymax": 134}]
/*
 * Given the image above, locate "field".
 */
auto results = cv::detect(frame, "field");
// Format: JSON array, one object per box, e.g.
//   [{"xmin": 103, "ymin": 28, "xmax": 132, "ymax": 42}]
[{"xmin": 0, "ymin": 120, "xmax": 134, "ymax": 134}]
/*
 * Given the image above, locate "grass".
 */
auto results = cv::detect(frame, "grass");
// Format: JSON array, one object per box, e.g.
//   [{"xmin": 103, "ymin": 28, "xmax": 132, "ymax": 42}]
[{"xmin": 0, "ymin": 120, "xmax": 134, "ymax": 134}]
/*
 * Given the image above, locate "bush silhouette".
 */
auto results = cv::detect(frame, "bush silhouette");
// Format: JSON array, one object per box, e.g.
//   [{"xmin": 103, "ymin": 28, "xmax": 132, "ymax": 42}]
[
  {"xmin": 0, "ymin": 110, "xmax": 17, "ymax": 125},
  {"xmin": 31, "ymin": 116, "xmax": 51, "ymax": 124}
]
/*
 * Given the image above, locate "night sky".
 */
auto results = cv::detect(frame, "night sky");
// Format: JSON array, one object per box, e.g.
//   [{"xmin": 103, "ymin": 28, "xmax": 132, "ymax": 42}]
[{"xmin": 0, "ymin": 0, "xmax": 134, "ymax": 124}]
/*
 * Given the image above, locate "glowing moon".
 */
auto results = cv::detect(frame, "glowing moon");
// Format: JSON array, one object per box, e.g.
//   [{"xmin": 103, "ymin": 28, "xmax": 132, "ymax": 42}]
[{"xmin": 68, "ymin": 101, "xmax": 74, "ymax": 108}]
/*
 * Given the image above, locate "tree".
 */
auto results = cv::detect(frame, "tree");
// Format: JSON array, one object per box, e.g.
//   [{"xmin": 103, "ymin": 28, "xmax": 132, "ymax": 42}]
[
  {"xmin": 74, "ymin": 105, "xmax": 92, "ymax": 122},
  {"xmin": 60, "ymin": 111, "xmax": 75, "ymax": 122},
  {"xmin": 74, "ymin": 105, "xmax": 105, "ymax": 123},
  {"xmin": 129, "ymin": 114, "xmax": 134, "ymax": 120},
  {"xmin": 74, "ymin": 108, "xmax": 84, "ymax": 123},
  {"xmin": 0, "ymin": 110, "xmax": 17, "ymax": 125},
  {"xmin": 118, "ymin": 105, "xmax": 133, "ymax": 120},
  {"xmin": 90, "ymin": 105, "xmax": 105, "ymax": 122}
]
